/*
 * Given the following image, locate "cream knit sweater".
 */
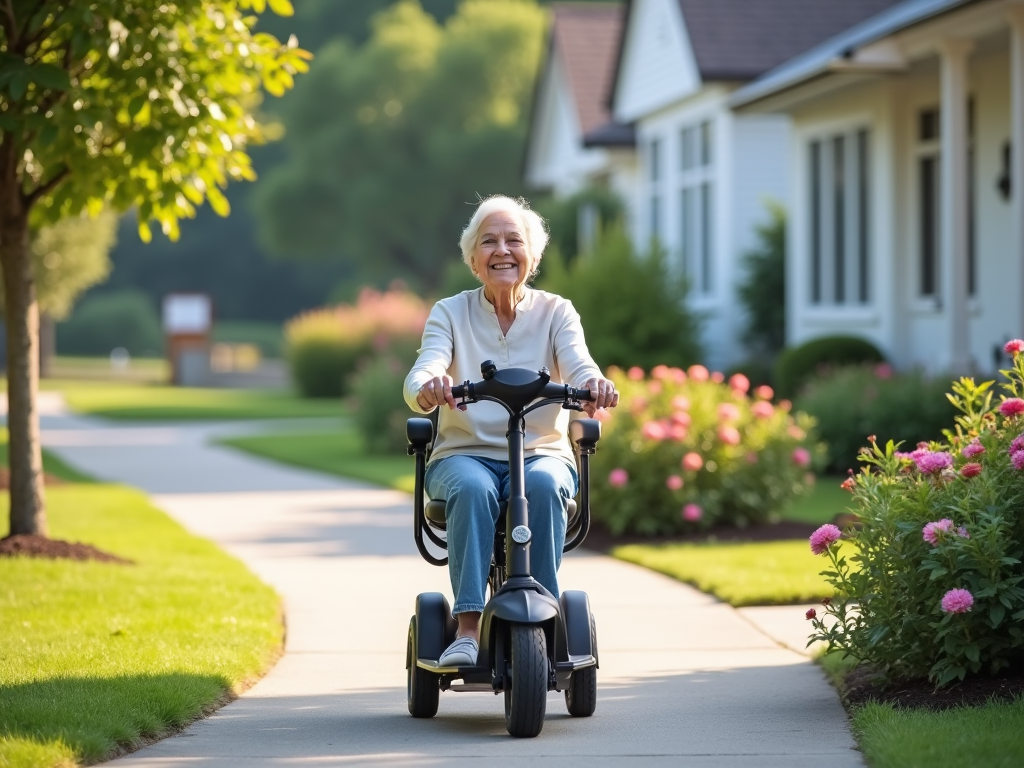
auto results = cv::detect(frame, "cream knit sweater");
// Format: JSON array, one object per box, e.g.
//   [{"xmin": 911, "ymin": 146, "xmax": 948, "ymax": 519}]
[{"xmin": 403, "ymin": 287, "xmax": 602, "ymax": 466}]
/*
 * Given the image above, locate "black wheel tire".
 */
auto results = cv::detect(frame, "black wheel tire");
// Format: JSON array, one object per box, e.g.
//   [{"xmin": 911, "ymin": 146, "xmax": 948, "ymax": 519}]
[
  {"xmin": 503, "ymin": 625, "xmax": 548, "ymax": 738},
  {"xmin": 407, "ymin": 618, "xmax": 439, "ymax": 718},
  {"xmin": 565, "ymin": 614, "xmax": 597, "ymax": 717}
]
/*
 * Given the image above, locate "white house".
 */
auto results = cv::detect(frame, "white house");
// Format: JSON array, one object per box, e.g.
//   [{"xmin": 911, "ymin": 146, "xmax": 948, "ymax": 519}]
[
  {"xmin": 524, "ymin": 3, "xmax": 637, "ymax": 223},
  {"xmin": 731, "ymin": 0, "xmax": 1024, "ymax": 375}
]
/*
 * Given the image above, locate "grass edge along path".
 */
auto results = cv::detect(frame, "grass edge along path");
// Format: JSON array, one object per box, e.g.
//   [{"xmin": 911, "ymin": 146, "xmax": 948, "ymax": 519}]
[
  {"xmin": 0, "ymin": 480, "xmax": 282, "ymax": 767},
  {"xmin": 219, "ymin": 429, "xmax": 416, "ymax": 494},
  {"xmin": 817, "ymin": 655, "xmax": 1024, "ymax": 767}
]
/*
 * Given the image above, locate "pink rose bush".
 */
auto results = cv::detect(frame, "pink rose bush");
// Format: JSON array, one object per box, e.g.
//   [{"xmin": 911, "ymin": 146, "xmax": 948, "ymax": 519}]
[
  {"xmin": 593, "ymin": 365, "xmax": 821, "ymax": 534},
  {"xmin": 807, "ymin": 356, "xmax": 1024, "ymax": 688}
]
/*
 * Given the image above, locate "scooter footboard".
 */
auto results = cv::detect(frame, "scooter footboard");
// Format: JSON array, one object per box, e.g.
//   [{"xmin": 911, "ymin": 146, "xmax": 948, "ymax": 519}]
[{"xmin": 411, "ymin": 592, "xmax": 456, "ymax": 665}]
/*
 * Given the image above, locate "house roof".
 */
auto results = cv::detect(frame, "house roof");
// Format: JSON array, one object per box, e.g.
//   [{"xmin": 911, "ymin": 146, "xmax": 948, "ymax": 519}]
[
  {"xmin": 729, "ymin": 0, "xmax": 975, "ymax": 108},
  {"xmin": 676, "ymin": 0, "xmax": 905, "ymax": 81},
  {"xmin": 551, "ymin": 3, "xmax": 627, "ymax": 136}
]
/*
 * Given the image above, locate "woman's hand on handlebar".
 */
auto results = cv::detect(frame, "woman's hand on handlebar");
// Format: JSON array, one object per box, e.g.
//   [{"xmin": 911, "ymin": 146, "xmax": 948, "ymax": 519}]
[
  {"xmin": 417, "ymin": 375, "xmax": 465, "ymax": 412},
  {"xmin": 581, "ymin": 376, "xmax": 619, "ymax": 417}
]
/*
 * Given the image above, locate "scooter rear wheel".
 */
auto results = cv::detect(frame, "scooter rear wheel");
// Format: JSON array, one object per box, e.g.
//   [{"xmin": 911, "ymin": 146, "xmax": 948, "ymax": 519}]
[
  {"xmin": 407, "ymin": 618, "xmax": 439, "ymax": 718},
  {"xmin": 564, "ymin": 615, "xmax": 597, "ymax": 717},
  {"xmin": 504, "ymin": 625, "xmax": 548, "ymax": 737}
]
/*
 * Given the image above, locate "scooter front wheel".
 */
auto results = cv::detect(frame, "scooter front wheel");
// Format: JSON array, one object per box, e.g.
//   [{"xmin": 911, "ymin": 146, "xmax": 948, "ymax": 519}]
[{"xmin": 503, "ymin": 625, "xmax": 547, "ymax": 737}]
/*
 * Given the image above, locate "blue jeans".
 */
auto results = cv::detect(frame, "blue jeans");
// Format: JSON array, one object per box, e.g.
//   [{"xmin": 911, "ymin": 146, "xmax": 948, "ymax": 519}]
[{"xmin": 424, "ymin": 455, "xmax": 578, "ymax": 615}]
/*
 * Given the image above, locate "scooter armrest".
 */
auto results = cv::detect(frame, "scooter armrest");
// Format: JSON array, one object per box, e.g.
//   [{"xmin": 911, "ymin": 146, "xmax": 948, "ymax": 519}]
[
  {"xmin": 569, "ymin": 418, "xmax": 600, "ymax": 452},
  {"xmin": 407, "ymin": 418, "xmax": 434, "ymax": 451}
]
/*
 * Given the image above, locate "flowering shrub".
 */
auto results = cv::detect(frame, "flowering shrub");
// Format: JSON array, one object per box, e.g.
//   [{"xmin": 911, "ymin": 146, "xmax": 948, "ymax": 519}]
[
  {"xmin": 285, "ymin": 285, "xmax": 429, "ymax": 398},
  {"xmin": 591, "ymin": 365, "xmax": 823, "ymax": 534},
  {"xmin": 808, "ymin": 341, "xmax": 1024, "ymax": 686}
]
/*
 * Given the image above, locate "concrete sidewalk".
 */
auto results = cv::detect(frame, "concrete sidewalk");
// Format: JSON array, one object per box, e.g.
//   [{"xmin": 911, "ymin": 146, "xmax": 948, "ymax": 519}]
[{"xmin": 38, "ymin": 412, "xmax": 860, "ymax": 767}]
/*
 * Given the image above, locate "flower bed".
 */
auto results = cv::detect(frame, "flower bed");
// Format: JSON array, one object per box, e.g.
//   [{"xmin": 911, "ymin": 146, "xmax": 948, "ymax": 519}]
[
  {"xmin": 591, "ymin": 365, "xmax": 822, "ymax": 535},
  {"xmin": 808, "ymin": 340, "xmax": 1024, "ymax": 687}
]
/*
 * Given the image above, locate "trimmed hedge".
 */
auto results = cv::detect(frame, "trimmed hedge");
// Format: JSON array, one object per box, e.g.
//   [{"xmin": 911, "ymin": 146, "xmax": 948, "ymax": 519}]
[{"xmin": 774, "ymin": 335, "xmax": 885, "ymax": 398}]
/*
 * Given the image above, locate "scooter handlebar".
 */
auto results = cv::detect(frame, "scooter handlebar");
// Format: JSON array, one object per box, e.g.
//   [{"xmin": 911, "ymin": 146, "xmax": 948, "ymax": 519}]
[{"xmin": 448, "ymin": 381, "xmax": 592, "ymax": 403}]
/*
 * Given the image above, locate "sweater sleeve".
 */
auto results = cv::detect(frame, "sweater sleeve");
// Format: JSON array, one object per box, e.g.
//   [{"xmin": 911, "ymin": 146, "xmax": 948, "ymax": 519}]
[
  {"xmin": 551, "ymin": 298, "xmax": 603, "ymax": 388},
  {"xmin": 403, "ymin": 301, "xmax": 455, "ymax": 414}
]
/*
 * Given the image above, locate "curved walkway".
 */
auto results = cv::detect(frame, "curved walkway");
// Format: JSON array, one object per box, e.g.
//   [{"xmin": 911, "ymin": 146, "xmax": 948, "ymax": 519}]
[{"xmin": 38, "ymin": 411, "xmax": 862, "ymax": 767}]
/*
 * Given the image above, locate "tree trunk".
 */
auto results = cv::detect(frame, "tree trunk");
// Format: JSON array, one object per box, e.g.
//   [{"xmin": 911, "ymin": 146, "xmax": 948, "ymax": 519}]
[
  {"xmin": 39, "ymin": 313, "xmax": 54, "ymax": 379},
  {"xmin": 0, "ymin": 145, "xmax": 47, "ymax": 537}
]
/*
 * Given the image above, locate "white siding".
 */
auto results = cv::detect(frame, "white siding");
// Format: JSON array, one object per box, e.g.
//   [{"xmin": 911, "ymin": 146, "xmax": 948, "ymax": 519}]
[{"xmin": 613, "ymin": 0, "xmax": 701, "ymax": 124}]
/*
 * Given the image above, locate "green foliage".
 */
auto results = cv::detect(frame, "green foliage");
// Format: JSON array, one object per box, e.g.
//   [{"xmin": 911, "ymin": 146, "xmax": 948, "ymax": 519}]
[
  {"xmin": 0, "ymin": 0, "xmax": 310, "ymax": 238},
  {"xmin": 774, "ymin": 335, "xmax": 885, "ymax": 398},
  {"xmin": 736, "ymin": 203, "xmax": 786, "ymax": 359},
  {"xmin": 253, "ymin": 0, "xmax": 547, "ymax": 291},
  {"xmin": 0, "ymin": 483, "xmax": 281, "ymax": 766},
  {"xmin": 349, "ymin": 338, "xmax": 420, "ymax": 454},
  {"xmin": 284, "ymin": 286, "xmax": 428, "ymax": 398},
  {"xmin": 26, "ymin": 211, "xmax": 117, "ymax": 321},
  {"xmin": 534, "ymin": 186, "xmax": 624, "ymax": 261},
  {"xmin": 537, "ymin": 230, "xmax": 702, "ymax": 370},
  {"xmin": 56, "ymin": 289, "xmax": 162, "ymax": 357},
  {"xmin": 797, "ymin": 365, "xmax": 958, "ymax": 473},
  {"xmin": 809, "ymin": 361, "xmax": 1024, "ymax": 687},
  {"xmin": 591, "ymin": 365, "xmax": 822, "ymax": 535}
]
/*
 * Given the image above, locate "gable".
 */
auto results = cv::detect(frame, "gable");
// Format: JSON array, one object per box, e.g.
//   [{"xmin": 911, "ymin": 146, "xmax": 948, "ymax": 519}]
[
  {"xmin": 523, "ymin": 52, "xmax": 581, "ymax": 190},
  {"xmin": 613, "ymin": 0, "xmax": 701, "ymax": 123}
]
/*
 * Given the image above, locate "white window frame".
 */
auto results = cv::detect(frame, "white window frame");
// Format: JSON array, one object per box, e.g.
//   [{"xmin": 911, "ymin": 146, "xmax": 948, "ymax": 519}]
[{"xmin": 677, "ymin": 119, "xmax": 714, "ymax": 298}]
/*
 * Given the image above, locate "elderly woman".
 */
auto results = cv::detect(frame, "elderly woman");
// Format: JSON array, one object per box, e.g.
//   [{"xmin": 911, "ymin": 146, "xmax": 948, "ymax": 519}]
[{"xmin": 403, "ymin": 195, "xmax": 618, "ymax": 667}]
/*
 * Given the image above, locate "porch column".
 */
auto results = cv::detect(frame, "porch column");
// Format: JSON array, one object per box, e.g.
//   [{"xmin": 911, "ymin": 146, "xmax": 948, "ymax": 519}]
[
  {"xmin": 1010, "ymin": 7, "xmax": 1024, "ymax": 339},
  {"xmin": 939, "ymin": 38, "xmax": 974, "ymax": 373}
]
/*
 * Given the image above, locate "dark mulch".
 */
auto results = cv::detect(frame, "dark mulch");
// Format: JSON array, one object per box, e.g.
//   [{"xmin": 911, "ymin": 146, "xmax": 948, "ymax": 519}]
[
  {"xmin": 841, "ymin": 663, "xmax": 1024, "ymax": 711},
  {"xmin": 0, "ymin": 468, "xmax": 65, "ymax": 489},
  {"xmin": 581, "ymin": 519, "xmax": 820, "ymax": 552},
  {"xmin": 0, "ymin": 534, "xmax": 133, "ymax": 564}
]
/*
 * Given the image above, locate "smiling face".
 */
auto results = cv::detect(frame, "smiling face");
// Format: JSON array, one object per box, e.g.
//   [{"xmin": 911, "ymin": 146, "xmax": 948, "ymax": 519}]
[{"xmin": 471, "ymin": 211, "xmax": 533, "ymax": 298}]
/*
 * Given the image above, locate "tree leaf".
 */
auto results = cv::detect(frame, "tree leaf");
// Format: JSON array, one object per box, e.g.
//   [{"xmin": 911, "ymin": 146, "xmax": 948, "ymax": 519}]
[
  {"xmin": 29, "ymin": 64, "xmax": 71, "ymax": 91},
  {"xmin": 267, "ymin": 0, "xmax": 295, "ymax": 17}
]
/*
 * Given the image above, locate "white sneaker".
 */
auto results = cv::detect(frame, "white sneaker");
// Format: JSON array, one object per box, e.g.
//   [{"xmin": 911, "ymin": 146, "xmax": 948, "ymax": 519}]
[{"xmin": 438, "ymin": 636, "xmax": 478, "ymax": 666}]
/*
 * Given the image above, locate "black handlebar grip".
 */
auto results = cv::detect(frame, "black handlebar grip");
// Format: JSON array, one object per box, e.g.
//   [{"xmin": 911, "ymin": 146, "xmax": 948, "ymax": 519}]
[
  {"xmin": 572, "ymin": 388, "xmax": 594, "ymax": 401},
  {"xmin": 451, "ymin": 383, "xmax": 467, "ymax": 398}
]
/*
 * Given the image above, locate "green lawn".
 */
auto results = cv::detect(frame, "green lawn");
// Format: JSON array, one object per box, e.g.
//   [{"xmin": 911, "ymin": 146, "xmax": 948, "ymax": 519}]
[
  {"xmin": 41, "ymin": 379, "xmax": 346, "ymax": 421},
  {"xmin": 780, "ymin": 475, "xmax": 852, "ymax": 524},
  {"xmin": 220, "ymin": 429, "xmax": 415, "ymax": 493},
  {"xmin": 0, "ymin": 481, "xmax": 282, "ymax": 767},
  {"xmin": 44, "ymin": 356, "xmax": 168, "ymax": 383},
  {"xmin": 612, "ymin": 539, "xmax": 845, "ymax": 606}
]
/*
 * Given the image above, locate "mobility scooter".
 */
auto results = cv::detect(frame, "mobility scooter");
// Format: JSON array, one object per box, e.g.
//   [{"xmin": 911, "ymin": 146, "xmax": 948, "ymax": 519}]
[{"xmin": 405, "ymin": 361, "xmax": 602, "ymax": 737}]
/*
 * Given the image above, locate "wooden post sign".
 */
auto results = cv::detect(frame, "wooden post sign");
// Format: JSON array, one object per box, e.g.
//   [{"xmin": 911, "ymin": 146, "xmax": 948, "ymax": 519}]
[{"xmin": 163, "ymin": 293, "xmax": 213, "ymax": 386}]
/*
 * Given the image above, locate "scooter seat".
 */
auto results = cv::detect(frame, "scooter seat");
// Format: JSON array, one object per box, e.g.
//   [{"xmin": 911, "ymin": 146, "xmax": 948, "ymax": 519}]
[{"xmin": 424, "ymin": 498, "xmax": 578, "ymax": 532}]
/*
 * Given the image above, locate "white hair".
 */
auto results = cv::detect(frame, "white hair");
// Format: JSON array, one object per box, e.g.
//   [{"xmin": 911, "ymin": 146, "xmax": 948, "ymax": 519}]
[{"xmin": 459, "ymin": 195, "xmax": 549, "ymax": 280}]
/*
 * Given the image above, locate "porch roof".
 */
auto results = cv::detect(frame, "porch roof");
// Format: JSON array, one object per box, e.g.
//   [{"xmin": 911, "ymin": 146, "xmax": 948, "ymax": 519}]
[{"xmin": 729, "ymin": 0, "xmax": 976, "ymax": 109}]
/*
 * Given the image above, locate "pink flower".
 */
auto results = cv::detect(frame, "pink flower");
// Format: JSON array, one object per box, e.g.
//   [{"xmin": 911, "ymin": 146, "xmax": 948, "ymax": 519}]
[
  {"xmin": 641, "ymin": 421, "xmax": 667, "ymax": 441},
  {"xmin": 627, "ymin": 366, "xmax": 645, "ymax": 381},
  {"xmin": 941, "ymin": 588, "xmax": 974, "ymax": 614},
  {"xmin": 668, "ymin": 424, "xmax": 688, "ymax": 442},
  {"xmin": 751, "ymin": 401, "xmax": 774, "ymax": 419},
  {"xmin": 670, "ymin": 367, "xmax": 687, "ymax": 384},
  {"xmin": 682, "ymin": 503, "xmax": 703, "ymax": 522},
  {"xmin": 805, "ymin": 608, "xmax": 816, "ymax": 621},
  {"xmin": 840, "ymin": 477, "xmax": 856, "ymax": 491},
  {"xmin": 779, "ymin": 399, "xmax": 792, "ymax": 412},
  {"xmin": 671, "ymin": 395, "xmax": 690, "ymax": 411},
  {"xmin": 745, "ymin": 452, "xmax": 759, "ymax": 464},
  {"xmin": 729, "ymin": 373, "xmax": 750, "ymax": 394},
  {"xmin": 915, "ymin": 451, "xmax": 953, "ymax": 474},
  {"xmin": 922, "ymin": 518, "xmax": 954, "ymax": 546},
  {"xmin": 960, "ymin": 462, "xmax": 982, "ymax": 478},
  {"xmin": 648, "ymin": 380, "xmax": 663, "ymax": 394},
  {"xmin": 651, "ymin": 364, "xmax": 670, "ymax": 380},
  {"xmin": 718, "ymin": 403, "xmax": 740, "ymax": 422},
  {"xmin": 682, "ymin": 452, "xmax": 703, "ymax": 471},
  {"xmin": 809, "ymin": 524, "xmax": 842, "ymax": 555},
  {"xmin": 1000, "ymin": 398, "xmax": 1024, "ymax": 417},
  {"xmin": 1004, "ymin": 339, "xmax": 1024, "ymax": 355},
  {"xmin": 874, "ymin": 363, "xmax": 893, "ymax": 379},
  {"xmin": 957, "ymin": 527, "xmax": 970, "ymax": 539},
  {"xmin": 1013, "ymin": 450, "xmax": 1024, "ymax": 471},
  {"xmin": 671, "ymin": 411, "xmax": 692, "ymax": 428},
  {"xmin": 666, "ymin": 474, "xmax": 684, "ymax": 491},
  {"xmin": 788, "ymin": 425, "xmax": 805, "ymax": 440},
  {"xmin": 608, "ymin": 468, "xmax": 629, "ymax": 488},
  {"xmin": 1010, "ymin": 434, "xmax": 1024, "ymax": 454},
  {"xmin": 962, "ymin": 441, "xmax": 985, "ymax": 458},
  {"xmin": 754, "ymin": 385, "xmax": 774, "ymax": 400},
  {"xmin": 719, "ymin": 426, "xmax": 741, "ymax": 445},
  {"xmin": 630, "ymin": 396, "xmax": 648, "ymax": 415},
  {"xmin": 688, "ymin": 365, "xmax": 709, "ymax": 382},
  {"xmin": 792, "ymin": 447, "xmax": 811, "ymax": 467},
  {"xmin": 711, "ymin": 371, "xmax": 725, "ymax": 383}
]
